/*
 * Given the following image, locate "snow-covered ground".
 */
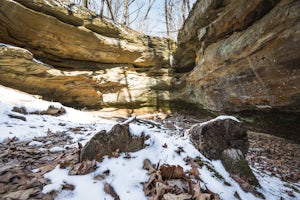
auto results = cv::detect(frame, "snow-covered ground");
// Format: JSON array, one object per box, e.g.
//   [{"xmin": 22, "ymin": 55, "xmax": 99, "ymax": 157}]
[{"xmin": 0, "ymin": 85, "xmax": 299, "ymax": 200}]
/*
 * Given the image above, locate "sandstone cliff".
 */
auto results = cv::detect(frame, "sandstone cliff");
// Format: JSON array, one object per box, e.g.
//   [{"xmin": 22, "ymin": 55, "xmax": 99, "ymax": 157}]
[
  {"xmin": 174, "ymin": 0, "xmax": 300, "ymax": 113},
  {"xmin": 0, "ymin": 0, "xmax": 172, "ymax": 69},
  {"xmin": 0, "ymin": 0, "xmax": 173, "ymax": 110},
  {"xmin": 0, "ymin": 44, "xmax": 102, "ymax": 108}
]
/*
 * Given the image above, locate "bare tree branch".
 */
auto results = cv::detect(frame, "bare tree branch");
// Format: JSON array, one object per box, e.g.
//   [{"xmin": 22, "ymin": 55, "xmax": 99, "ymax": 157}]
[{"xmin": 106, "ymin": 0, "xmax": 115, "ymax": 21}]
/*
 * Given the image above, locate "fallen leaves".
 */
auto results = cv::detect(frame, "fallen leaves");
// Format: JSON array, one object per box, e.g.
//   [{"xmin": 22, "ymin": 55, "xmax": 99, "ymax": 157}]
[
  {"xmin": 160, "ymin": 165, "xmax": 184, "ymax": 180},
  {"xmin": 12, "ymin": 105, "xmax": 66, "ymax": 116},
  {"xmin": 0, "ymin": 168, "xmax": 53, "ymax": 199},
  {"xmin": 0, "ymin": 128, "xmax": 82, "ymax": 199},
  {"xmin": 247, "ymin": 132, "xmax": 300, "ymax": 183},
  {"xmin": 76, "ymin": 159, "xmax": 97, "ymax": 175},
  {"xmin": 143, "ymin": 159, "xmax": 219, "ymax": 200},
  {"xmin": 3, "ymin": 188, "xmax": 40, "ymax": 200}
]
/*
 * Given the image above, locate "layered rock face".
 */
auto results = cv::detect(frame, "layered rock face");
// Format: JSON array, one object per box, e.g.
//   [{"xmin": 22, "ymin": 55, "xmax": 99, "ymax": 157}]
[
  {"xmin": 0, "ymin": 0, "xmax": 173, "ymax": 110},
  {"xmin": 0, "ymin": 0, "xmax": 172, "ymax": 68},
  {"xmin": 0, "ymin": 44, "xmax": 172, "ymax": 110},
  {"xmin": 0, "ymin": 44, "xmax": 102, "ymax": 108},
  {"xmin": 174, "ymin": 0, "xmax": 300, "ymax": 112}
]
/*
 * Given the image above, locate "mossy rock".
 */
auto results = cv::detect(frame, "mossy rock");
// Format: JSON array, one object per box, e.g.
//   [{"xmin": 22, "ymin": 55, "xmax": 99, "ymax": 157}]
[
  {"xmin": 221, "ymin": 148, "xmax": 265, "ymax": 199},
  {"xmin": 221, "ymin": 148, "xmax": 259, "ymax": 187}
]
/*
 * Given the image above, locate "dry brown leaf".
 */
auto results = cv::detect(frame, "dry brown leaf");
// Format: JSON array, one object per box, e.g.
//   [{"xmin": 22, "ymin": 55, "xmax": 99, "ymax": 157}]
[
  {"xmin": 104, "ymin": 183, "xmax": 120, "ymax": 200},
  {"xmin": 143, "ymin": 159, "xmax": 155, "ymax": 173},
  {"xmin": 38, "ymin": 161, "xmax": 59, "ymax": 175},
  {"xmin": 94, "ymin": 174, "xmax": 104, "ymax": 181},
  {"xmin": 163, "ymin": 193, "xmax": 192, "ymax": 200},
  {"xmin": 192, "ymin": 183, "xmax": 202, "ymax": 200},
  {"xmin": 231, "ymin": 174, "xmax": 250, "ymax": 192},
  {"xmin": 3, "ymin": 188, "xmax": 39, "ymax": 200},
  {"xmin": 77, "ymin": 159, "xmax": 97, "ymax": 175},
  {"xmin": 69, "ymin": 163, "xmax": 81, "ymax": 176},
  {"xmin": 143, "ymin": 173, "xmax": 156, "ymax": 196},
  {"xmin": 0, "ymin": 183, "xmax": 7, "ymax": 194},
  {"xmin": 189, "ymin": 167, "xmax": 200, "ymax": 180},
  {"xmin": 0, "ymin": 171, "xmax": 14, "ymax": 183},
  {"xmin": 162, "ymin": 143, "xmax": 168, "ymax": 148},
  {"xmin": 160, "ymin": 165, "xmax": 184, "ymax": 180},
  {"xmin": 0, "ymin": 171, "xmax": 28, "ymax": 185},
  {"xmin": 59, "ymin": 149, "xmax": 80, "ymax": 169},
  {"xmin": 143, "ymin": 160, "xmax": 217, "ymax": 199},
  {"xmin": 62, "ymin": 182, "xmax": 75, "ymax": 191},
  {"xmin": 155, "ymin": 182, "xmax": 170, "ymax": 199},
  {"xmin": 111, "ymin": 148, "xmax": 120, "ymax": 157},
  {"xmin": 199, "ymin": 193, "xmax": 212, "ymax": 200}
]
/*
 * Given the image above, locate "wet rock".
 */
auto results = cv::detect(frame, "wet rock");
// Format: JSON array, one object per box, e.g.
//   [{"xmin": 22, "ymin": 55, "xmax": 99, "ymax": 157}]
[
  {"xmin": 80, "ymin": 123, "xmax": 149, "ymax": 162},
  {"xmin": 189, "ymin": 118, "xmax": 249, "ymax": 160}
]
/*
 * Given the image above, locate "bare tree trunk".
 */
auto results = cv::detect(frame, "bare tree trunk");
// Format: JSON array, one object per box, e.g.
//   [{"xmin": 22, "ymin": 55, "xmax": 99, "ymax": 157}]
[
  {"xmin": 83, "ymin": 0, "xmax": 88, "ymax": 8},
  {"xmin": 99, "ymin": 0, "xmax": 105, "ymax": 17},
  {"xmin": 106, "ymin": 0, "xmax": 115, "ymax": 21},
  {"xmin": 164, "ymin": 0, "xmax": 170, "ymax": 38},
  {"xmin": 121, "ymin": 0, "xmax": 129, "ymax": 25},
  {"xmin": 186, "ymin": 0, "xmax": 191, "ymax": 12},
  {"xmin": 181, "ymin": 0, "xmax": 186, "ymax": 23}
]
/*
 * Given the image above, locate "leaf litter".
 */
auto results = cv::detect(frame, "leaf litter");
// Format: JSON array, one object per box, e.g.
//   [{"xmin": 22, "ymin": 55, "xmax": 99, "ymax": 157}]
[{"xmin": 0, "ymin": 85, "xmax": 300, "ymax": 200}]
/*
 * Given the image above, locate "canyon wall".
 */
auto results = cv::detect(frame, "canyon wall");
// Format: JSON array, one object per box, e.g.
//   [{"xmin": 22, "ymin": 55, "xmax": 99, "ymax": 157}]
[
  {"xmin": 174, "ymin": 0, "xmax": 300, "ymax": 113},
  {"xmin": 0, "ymin": 0, "xmax": 172, "ymax": 69},
  {"xmin": 0, "ymin": 0, "xmax": 172, "ymax": 110}
]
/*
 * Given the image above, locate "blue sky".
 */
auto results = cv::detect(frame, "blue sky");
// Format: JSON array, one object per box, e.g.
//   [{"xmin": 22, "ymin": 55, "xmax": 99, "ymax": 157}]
[{"xmin": 71, "ymin": 0, "xmax": 197, "ymax": 38}]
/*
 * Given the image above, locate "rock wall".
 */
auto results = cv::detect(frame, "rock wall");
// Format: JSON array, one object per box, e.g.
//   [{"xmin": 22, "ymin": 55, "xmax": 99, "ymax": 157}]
[
  {"xmin": 0, "ymin": 44, "xmax": 172, "ymax": 110},
  {"xmin": 0, "ymin": 0, "xmax": 172, "ymax": 69},
  {"xmin": 0, "ymin": 44, "xmax": 102, "ymax": 108},
  {"xmin": 174, "ymin": 0, "xmax": 300, "ymax": 113},
  {"xmin": 0, "ymin": 0, "xmax": 173, "ymax": 110}
]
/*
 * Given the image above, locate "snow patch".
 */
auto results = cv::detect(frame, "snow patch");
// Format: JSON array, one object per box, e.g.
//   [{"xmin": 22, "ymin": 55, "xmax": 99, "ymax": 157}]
[
  {"xmin": 28, "ymin": 141, "xmax": 44, "ymax": 147},
  {"xmin": 49, "ymin": 146, "xmax": 65, "ymax": 153},
  {"xmin": 1, "ymin": 84, "xmax": 299, "ymax": 200}
]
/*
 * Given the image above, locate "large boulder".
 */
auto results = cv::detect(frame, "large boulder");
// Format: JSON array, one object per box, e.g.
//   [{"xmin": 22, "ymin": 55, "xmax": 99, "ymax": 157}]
[
  {"xmin": 189, "ymin": 118, "xmax": 249, "ymax": 160},
  {"xmin": 0, "ymin": 44, "xmax": 102, "ymax": 108},
  {"xmin": 80, "ymin": 123, "xmax": 149, "ymax": 162},
  {"xmin": 221, "ymin": 149, "xmax": 260, "ymax": 194},
  {"xmin": 189, "ymin": 118, "xmax": 260, "ymax": 194},
  {"xmin": 173, "ymin": 0, "xmax": 300, "ymax": 113},
  {"xmin": 0, "ymin": 0, "xmax": 172, "ymax": 69}
]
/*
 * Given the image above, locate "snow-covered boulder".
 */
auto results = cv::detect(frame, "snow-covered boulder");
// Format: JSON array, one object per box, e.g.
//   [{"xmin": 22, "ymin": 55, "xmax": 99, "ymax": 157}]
[{"xmin": 189, "ymin": 118, "xmax": 249, "ymax": 160}]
